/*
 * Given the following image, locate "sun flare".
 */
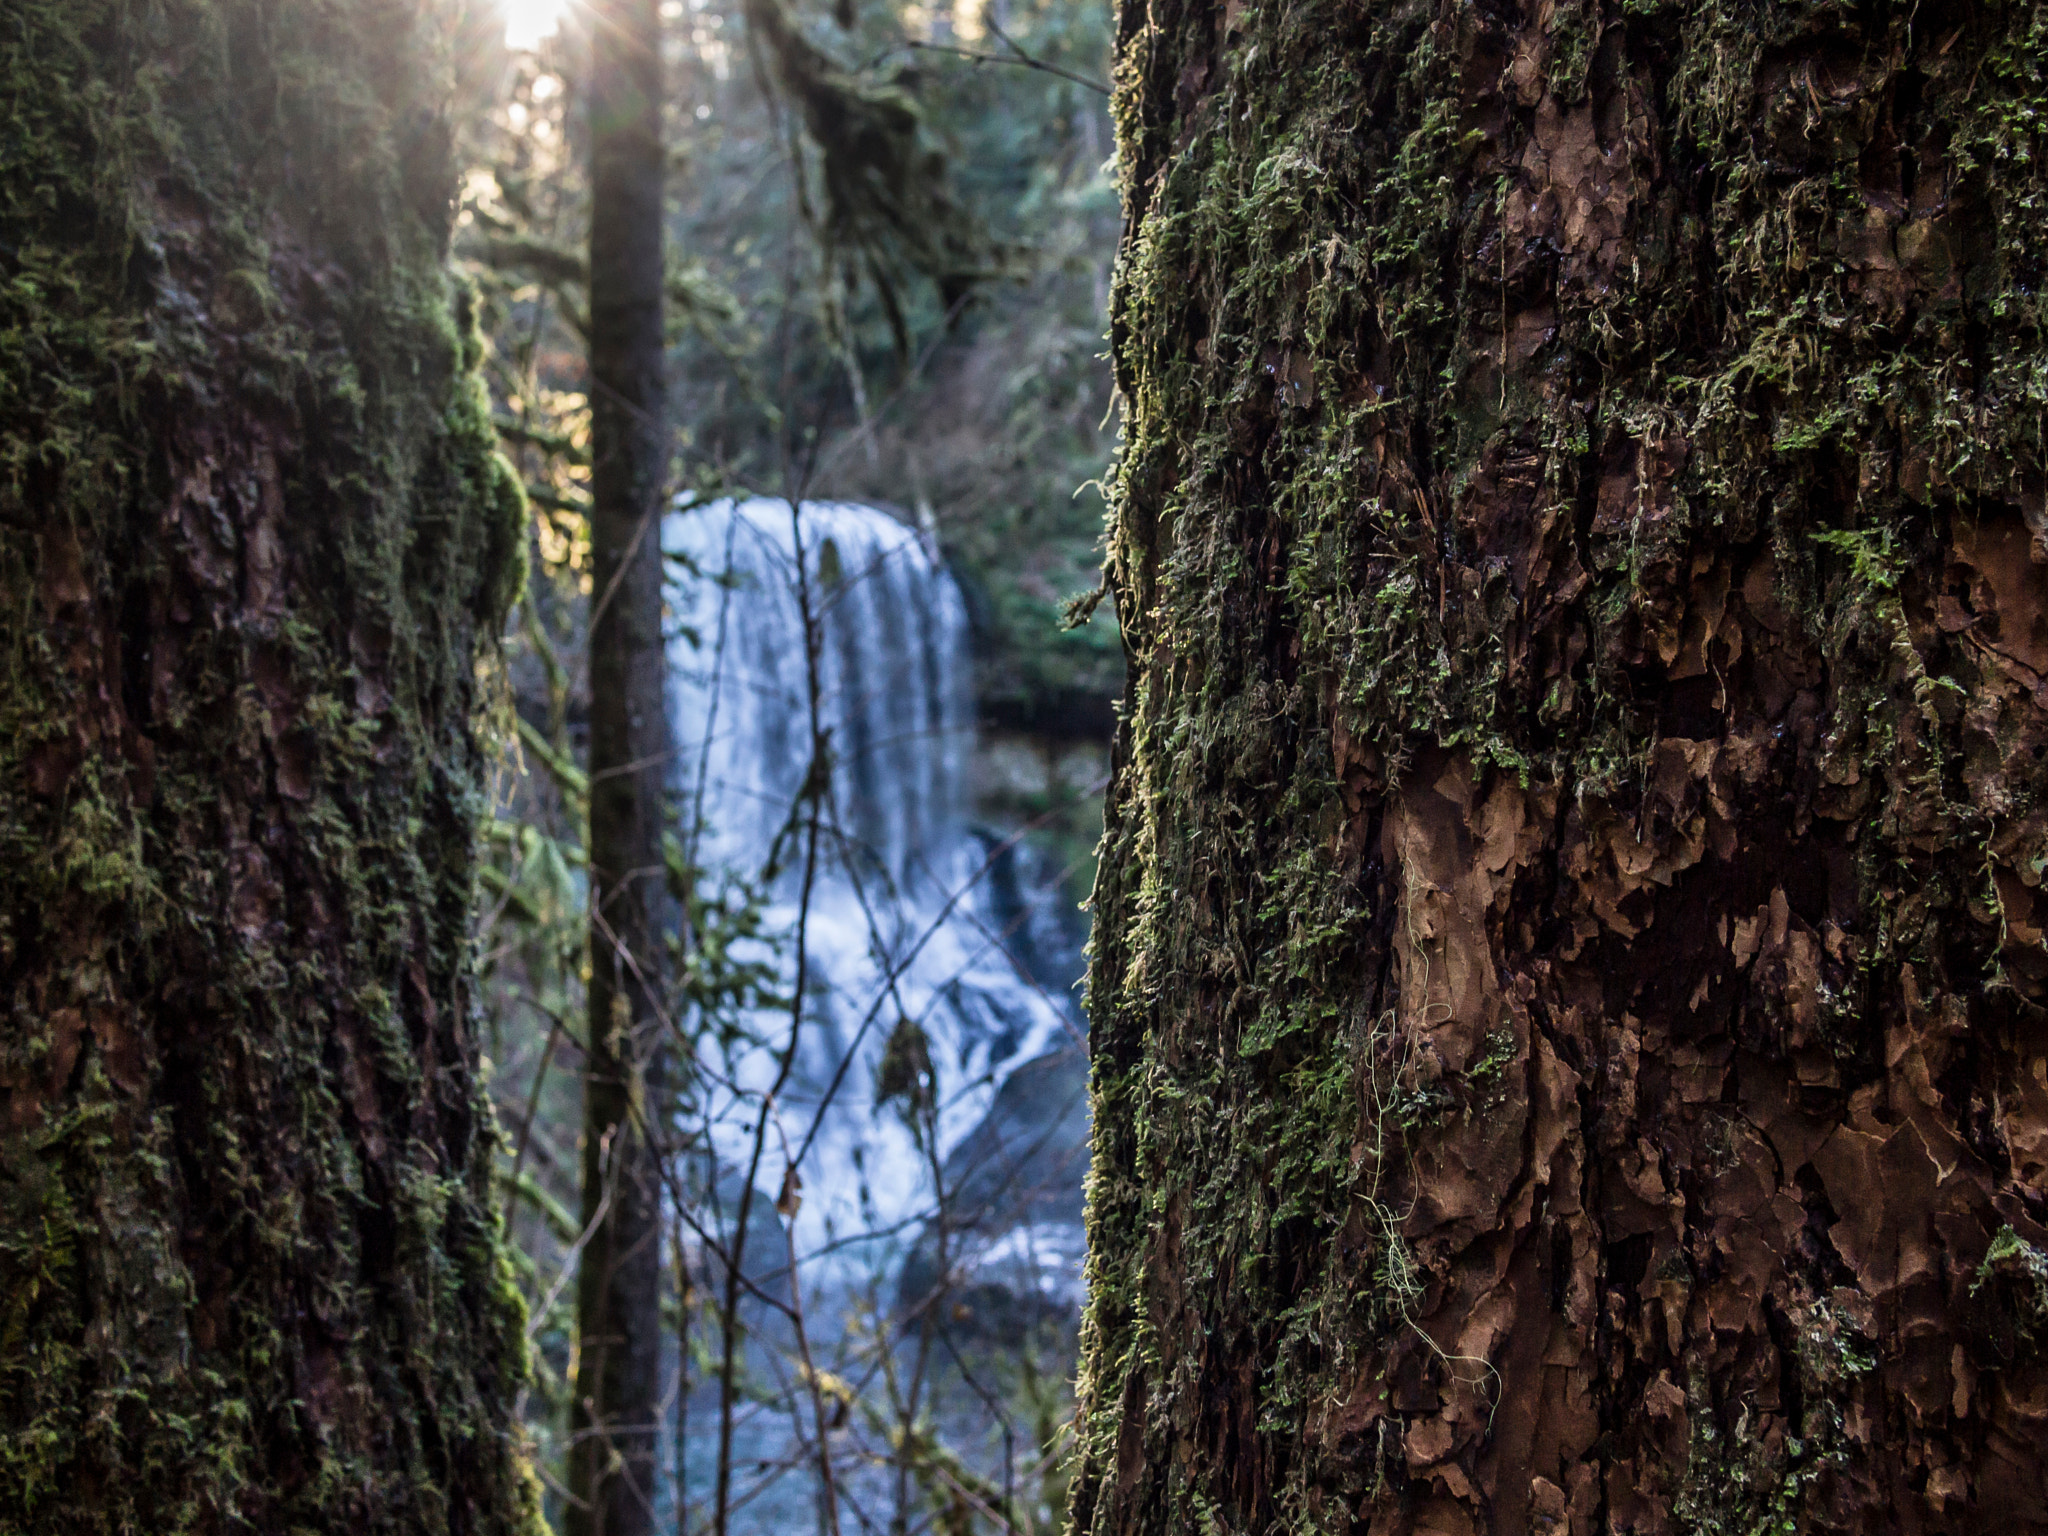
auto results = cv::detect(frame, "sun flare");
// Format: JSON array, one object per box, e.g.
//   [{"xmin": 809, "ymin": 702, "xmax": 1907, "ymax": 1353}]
[{"xmin": 501, "ymin": 0, "xmax": 569, "ymax": 51}]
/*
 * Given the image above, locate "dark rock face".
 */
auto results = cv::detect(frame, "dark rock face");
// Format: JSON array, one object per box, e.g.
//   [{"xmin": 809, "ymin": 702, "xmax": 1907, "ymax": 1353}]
[{"xmin": 901, "ymin": 1045, "xmax": 1093, "ymax": 1334}]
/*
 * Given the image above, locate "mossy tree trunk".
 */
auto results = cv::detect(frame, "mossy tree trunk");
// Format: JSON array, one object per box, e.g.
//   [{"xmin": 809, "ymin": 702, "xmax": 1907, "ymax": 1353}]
[
  {"xmin": 1072, "ymin": 0, "xmax": 2048, "ymax": 1530},
  {"xmin": 0, "ymin": 2, "xmax": 538, "ymax": 1531},
  {"xmin": 569, "ymin": 2, "xmax": 674, "ymax": 1533}
]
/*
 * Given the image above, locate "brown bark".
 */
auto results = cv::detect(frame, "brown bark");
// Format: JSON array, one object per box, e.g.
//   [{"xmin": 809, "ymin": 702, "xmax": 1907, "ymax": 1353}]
[
  {"xmin": 569, "ymin": 1, "xmax": 675, "ymax": 1532},
  {"xmin": 1071, "ymin": 0, "xmax": 2048, "ymax": 1531},
  {"xmin": 0, "ymin": 2, "xmax": 537, "ymax": 1531}
]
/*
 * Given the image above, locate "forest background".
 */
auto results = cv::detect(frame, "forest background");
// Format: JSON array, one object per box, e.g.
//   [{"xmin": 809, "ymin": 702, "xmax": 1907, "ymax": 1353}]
[{"xmin": 460, "ymin": 0, "xmax": 1120, "ymax": 1527}]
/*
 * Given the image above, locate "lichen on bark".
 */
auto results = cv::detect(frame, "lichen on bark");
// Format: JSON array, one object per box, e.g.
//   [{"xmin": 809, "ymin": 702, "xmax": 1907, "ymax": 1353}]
[
  {"xmin": 0, "ymin": 1, "xmax": 539, "ymax": 1530},
  {"xmin": 1075, "ymin": 0, "xmax": 2048, "ymax": 1529}
]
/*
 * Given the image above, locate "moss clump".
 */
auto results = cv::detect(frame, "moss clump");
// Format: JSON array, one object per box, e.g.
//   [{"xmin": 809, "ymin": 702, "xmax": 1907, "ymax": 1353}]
[{"xmin": 1975, "ymin": 1225, "xmax": 2048, "ymax": 1347}]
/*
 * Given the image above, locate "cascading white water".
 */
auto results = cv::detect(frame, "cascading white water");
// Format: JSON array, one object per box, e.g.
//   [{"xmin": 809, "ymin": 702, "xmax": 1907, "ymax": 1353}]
[{"xmin": 664, "ymin": 497, "xmax": 1079, "ymax": 1277}]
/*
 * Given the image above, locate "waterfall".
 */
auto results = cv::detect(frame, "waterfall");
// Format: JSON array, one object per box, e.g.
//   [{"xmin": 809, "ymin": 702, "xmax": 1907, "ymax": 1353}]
[{"xmin": 663, "ymin": 497, "xmax": 1085, "ymax": 1299}]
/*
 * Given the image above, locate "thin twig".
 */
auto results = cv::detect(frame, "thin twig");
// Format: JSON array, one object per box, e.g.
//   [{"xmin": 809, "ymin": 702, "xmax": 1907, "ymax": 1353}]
[
  {"xmin": 588, "ymin": 498, "xmax": 663, "ymax": 635},
  {"xmin": 776, "ymin": 1123, "xmax": 844, "ymax": 1536},
  {"xmin": 903, "ymin": 34, "xmax": 1109, "ymax": 94},
  {"xmin": 714, "ymin": 501, "xmax": 831, "ymax": 1536},
  {"xmin": 528, "ymin": 1144, "xmax": 617, "ymax": 1343},
  {"xmin": 505, "ymin": 1005, "xmax": 568, "ymax": 1216}
]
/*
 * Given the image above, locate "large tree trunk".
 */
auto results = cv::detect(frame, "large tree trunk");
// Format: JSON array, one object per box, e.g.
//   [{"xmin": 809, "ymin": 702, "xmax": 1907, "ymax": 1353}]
[
  {"xmin": 0, "ymin": 2, "xmax": 538, "ymax": 1531},
  {"xmin": 569, "ymin": 2, "xmax": 674, "ymax": 1532},
  {"xmin": 1072, "ymin": 0, "xmax": 2048, "ymax": 1530}
]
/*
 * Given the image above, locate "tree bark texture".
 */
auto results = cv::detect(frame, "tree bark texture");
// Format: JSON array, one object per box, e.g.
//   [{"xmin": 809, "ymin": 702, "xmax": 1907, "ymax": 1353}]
[
  {"xmin": 569, "ymin": 2, "xmax": 674, "ymax": 1532},
  {"xmin": 0, "ymin": 2, "xmax": 538, "ymax": 1532},
  {"xmin": 1073, "ymin": 0, "xmax": 2048, "ymax": 1532}
]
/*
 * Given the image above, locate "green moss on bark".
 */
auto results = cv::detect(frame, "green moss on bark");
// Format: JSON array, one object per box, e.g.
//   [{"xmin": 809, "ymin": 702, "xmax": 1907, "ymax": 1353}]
[
  {"xmin": 0, "ymin": 2, "xmax": 540, "ymax": 1530},
  {"xmin": 1076, "ymin": 0, "xmax": 2048, "ymax": 1527}
]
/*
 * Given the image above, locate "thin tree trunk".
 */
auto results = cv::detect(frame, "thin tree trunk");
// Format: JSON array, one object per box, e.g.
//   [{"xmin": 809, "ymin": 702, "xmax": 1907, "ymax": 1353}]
[
  {"xmin": 1072, "ymin": 0, "xmax": 2048, "ymax": 1532},
  {"xmin": 570, "ymin": 1, "xmax": 675, "ymax": 1532},
  {"xmin": 0, "ymin": 2, "xmax": 538, "ymax": 1531}
]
